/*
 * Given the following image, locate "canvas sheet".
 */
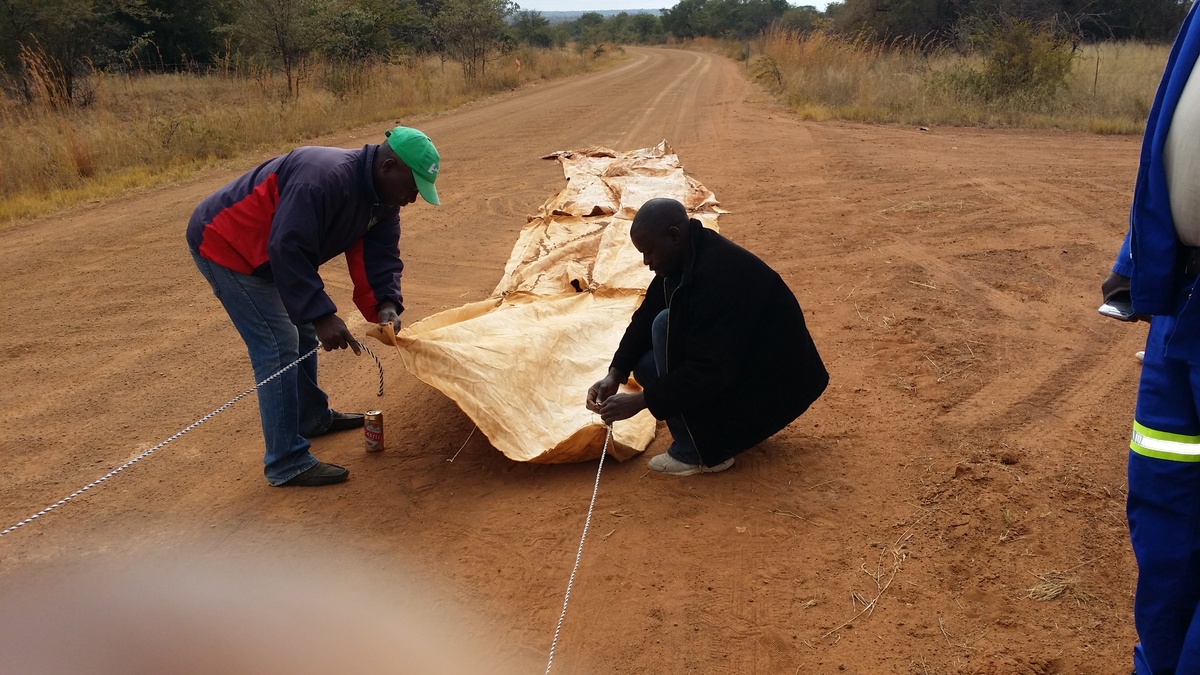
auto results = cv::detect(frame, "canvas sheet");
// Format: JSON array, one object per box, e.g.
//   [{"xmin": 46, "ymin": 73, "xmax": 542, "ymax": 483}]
[{"xmin": 378, "ymin": 142, "xmax": 723, "ymax": 463}]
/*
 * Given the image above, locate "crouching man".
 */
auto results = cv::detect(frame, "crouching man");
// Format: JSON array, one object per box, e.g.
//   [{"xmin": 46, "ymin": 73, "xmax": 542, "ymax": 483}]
[{"xmin": 586, "ymin": 198, "xmax": 828, "ymax": 475}]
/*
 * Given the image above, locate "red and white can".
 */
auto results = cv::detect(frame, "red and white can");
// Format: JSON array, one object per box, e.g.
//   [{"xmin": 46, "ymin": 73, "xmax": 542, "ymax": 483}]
[{"xmin": 365, "ymin": 410, "xmax": 384, "ymax": 452}]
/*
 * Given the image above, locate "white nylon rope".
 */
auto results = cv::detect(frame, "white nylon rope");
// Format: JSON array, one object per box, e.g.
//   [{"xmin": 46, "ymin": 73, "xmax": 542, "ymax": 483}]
[
  {"xmin": 5, "ymin": 341, "xmax": 615, "ymax": 675},
  {"xmin": 545, "ymin": 425, "xmax": 612, "ymax": 675},
  {"xmin": 2, "ymin": 342, "xmax": 385, "ymax": 539}
]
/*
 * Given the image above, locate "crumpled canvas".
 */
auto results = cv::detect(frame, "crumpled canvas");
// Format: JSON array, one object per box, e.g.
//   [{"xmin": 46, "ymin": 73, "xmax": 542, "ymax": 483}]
[{"xmin": 374, "ymin": 141, "xmax": 723, "ymax": 463}]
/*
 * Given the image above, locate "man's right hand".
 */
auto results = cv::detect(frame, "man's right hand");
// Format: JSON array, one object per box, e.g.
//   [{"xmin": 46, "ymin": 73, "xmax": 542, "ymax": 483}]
[
  {"xmin": 1100, "ymin": 271, "xmax": 1150, "ymax": 322},
  {"xmin": 314, "ymin": 314, "xmax": 361, "ymax": 355},
  {"xmin": 1101, "ymin": 271, "xmax": 1131, "ymax": 303},
  {"xmin": 586, "ymin": 370, "xmax": 624, "ymax": 413}
]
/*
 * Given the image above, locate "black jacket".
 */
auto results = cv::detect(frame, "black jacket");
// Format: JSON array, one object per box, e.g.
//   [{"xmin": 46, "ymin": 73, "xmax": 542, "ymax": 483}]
[{"xmin": 611, "ymin": 222, "xmax": 828, "ymax": 466}]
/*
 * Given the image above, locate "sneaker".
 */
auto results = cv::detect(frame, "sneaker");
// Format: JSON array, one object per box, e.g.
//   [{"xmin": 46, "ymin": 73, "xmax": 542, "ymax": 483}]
[
  {"xmin": 303, "ymin": 411, "xmax": 365, "ymax": 438},
  {"xmin": 278, "ymin": 461, "xmax": 349, "ymax": 487},
  {"xmin": 647, "ymin": 453, "xmax": 734, "ymax": 476}
]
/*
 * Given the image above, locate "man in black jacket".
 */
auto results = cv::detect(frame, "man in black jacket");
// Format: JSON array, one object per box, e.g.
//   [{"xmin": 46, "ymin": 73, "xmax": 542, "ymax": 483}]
[{"xmin": 586, "ymin": 198, "xmax": 828, "ymax": 475}]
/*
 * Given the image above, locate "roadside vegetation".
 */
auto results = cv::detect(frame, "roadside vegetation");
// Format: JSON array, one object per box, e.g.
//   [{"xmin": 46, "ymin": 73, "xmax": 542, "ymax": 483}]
[
  {"xmin": 726, "ymin": 28, "xmax": 1169, "ymax": 133},
  {"xmin": 0, "ymin": 0, "xmax": 621, "ymax": 224},
  {"xmin": 0, "ymin": 0, "xmax": 1190, "ymax": 223},
  {"xmin": 0, "ymin": 47, "xmax": 616, "ymax": 224},
  {"xmin": 670, "ymin": 0, "xmax": 1183, "ymax": 134}
]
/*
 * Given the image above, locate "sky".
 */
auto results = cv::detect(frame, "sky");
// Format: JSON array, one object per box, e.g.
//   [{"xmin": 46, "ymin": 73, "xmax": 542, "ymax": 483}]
[{"xmin": 515, "ymin": 1, "xmax": 832, "ymax": 12}]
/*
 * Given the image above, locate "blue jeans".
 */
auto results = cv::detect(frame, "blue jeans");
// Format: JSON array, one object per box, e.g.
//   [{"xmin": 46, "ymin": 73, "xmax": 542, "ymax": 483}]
[
  {"xmin": 191, "ymin": 250, "xmax": 333, "ymax": 485},
  {"xmin": 633, "ymin": 309, "xmax": 701, "ymax": 464}
]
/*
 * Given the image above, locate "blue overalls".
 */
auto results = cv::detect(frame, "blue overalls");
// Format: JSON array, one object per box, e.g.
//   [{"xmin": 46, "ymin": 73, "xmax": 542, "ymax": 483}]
[{"xmin": 1115, "ymin": 4, "xmax": 1200, "ymax": 673}]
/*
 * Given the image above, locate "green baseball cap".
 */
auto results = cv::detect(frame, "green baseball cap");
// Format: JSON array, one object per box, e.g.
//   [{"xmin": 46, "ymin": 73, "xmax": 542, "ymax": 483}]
[{"xmin": 384, "ymin": 126, "xmax": 440, "ymax": 205}]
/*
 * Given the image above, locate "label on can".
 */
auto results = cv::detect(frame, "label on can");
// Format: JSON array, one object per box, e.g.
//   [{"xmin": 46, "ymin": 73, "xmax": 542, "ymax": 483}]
[{"xmin": 365, "ymin": 410, "xmax": 384, "ymax": 452}]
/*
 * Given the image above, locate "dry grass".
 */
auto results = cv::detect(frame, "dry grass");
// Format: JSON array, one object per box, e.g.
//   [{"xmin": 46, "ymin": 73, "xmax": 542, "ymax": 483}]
[
  {"xmin": 1027, "ymin": 570, "xmax": 1095, "ymax": 603},
  {"xmin": 1067, "ymin": 41, "xmax": 1166, "ymax": 133},
  {"xmin": 0, "ymin": 47, "xmax": 620, "ymax": 225},
  {"xmin": 1027, "ymin": 556, "xmax": 1104, "ymax": 604},
  {"xmin": 698, "ymin": 30, "xmax": 1167, "ymax": 133}
]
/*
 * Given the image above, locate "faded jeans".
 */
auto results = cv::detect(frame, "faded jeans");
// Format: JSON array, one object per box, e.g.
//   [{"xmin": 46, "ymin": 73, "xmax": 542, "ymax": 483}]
[
  {"xmin": 191, "ymin": 249, "xmax": 333, "ymax": 485},
  {"xmin": 633, "ymin": 309, "xmax": 702, "ymax": 464}
]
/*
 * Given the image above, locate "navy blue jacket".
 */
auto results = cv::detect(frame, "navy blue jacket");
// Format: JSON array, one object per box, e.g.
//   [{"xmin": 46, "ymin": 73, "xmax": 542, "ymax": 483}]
[{"xmin": 187, "ymin": 145, "xmax": 403, "ymax": 325}]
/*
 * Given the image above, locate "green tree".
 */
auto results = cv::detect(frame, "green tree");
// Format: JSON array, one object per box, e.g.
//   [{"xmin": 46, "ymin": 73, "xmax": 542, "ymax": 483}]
[
  {"xmin": 550, "ymin": 23, "xmax": 570, "ymax": 49},
  {"xmin": 227, "ymin": 0, "xmax": 332, "ymax": 97},
  {"xmin": 433, "ymin": 0, "xmax": 515, "ymax": 82},
  {"xmin": 661, "ymin": 0, "xmax": 791, "ymax": 39},
  {"xmin": 1072, "ymin": 0, "xmax": 1189, "ymax": 41},
  {"xmin": 384, "ymin": 0, "xmax": 435, "ymax": 54},
  {"xmin": 322, "ymin": 1, "xmax": 392, "ymax": 62},
  {"xmin": 570, "ymin": 11, "xmax": 607, "ymax": 39},
  {"xmin": 980, "ymin": 16, "xmax": 1073, "ymax": 98},
  {"xmin": 829, "ymin": 0, "xmax": 1189, "ymax": 44},
  {"xmin": 0, "ymin": 0, "xmax": 149, "ymax": 105},
  {"xmin": 834, "ymin": 0, "xmax": 967, "ymax": 42},
  {"xmin": 661, "ymin": 0, "xmax": 706, "ymax": 38},
  {"xmin": 512, "ymin": 9, "xmax": 553, "ymax": 48},
  {"xmin": 630, "ymin": 13, "xmax": 665, "ymax": 43},
  {"xmin": 931, "ymin": 14, "xmax": 1075, "ymax": 104},
  {"xmin": 604, "ymin": 11, "xmax": 634, "ymax": 42},
  {"xmin": 737, "ymin": 0, "xmax": 790, "ymax": 36},
  {"xmin": 778, "ymin": 6, "xmax": 825, "ymax": 33},
  {"xmin": 116, "ymin": 0, "xmax": 236, "ymax": 70},
  {"xmin": 693, "ymin": 0, "xmax": 736, "ymax": 36}
]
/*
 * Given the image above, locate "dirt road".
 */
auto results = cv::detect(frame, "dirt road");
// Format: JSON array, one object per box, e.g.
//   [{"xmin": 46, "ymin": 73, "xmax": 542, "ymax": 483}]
[{"xmin": 0, "ymin": 47, "xmax": 1146, "ymax": 673}]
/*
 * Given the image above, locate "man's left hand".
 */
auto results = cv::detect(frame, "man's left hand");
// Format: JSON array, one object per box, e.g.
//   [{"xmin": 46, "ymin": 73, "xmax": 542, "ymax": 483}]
[
  {"xmin": 598, "ymin": 392, "xmax": 647, "ymax": 425},
  {"xmin": 378, "ymin": 302, "xmax": 402, "ymax": 333}
]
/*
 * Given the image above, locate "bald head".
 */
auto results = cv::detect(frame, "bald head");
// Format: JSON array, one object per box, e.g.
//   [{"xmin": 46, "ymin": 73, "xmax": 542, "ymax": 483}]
[
  {"xmin": 630, "ymin": 198, "xmax": 689, "ymax": 238},
  {"xmin": 630, "ymin": 198, "xmax": 693, "ymax": 278}
]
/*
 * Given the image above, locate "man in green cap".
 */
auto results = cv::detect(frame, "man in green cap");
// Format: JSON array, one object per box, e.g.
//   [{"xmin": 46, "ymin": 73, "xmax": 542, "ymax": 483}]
[{"xmin": 186, "ymin": 126, "xmax": 439, "ymax": 486}]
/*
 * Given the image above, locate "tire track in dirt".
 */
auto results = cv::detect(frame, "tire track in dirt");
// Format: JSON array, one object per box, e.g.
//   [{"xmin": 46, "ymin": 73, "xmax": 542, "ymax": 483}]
[
  {"xmin": 612, "ymin": 50, "xmax": 708, "ymax": 148},
  {"xmin": 863, "ymin": 239, "xmax": 1101, "ymax": 435},
  {"xmin": 865, "ymin": 233, "xmax": 1136, "ymax": 450},
  {"xmin": 790, "ymin": 122, "xmax": 1141, "ymax": 460},
  {"xmin": 768, "ymin": 120, "xmax": 1143, "ymax": 673}
]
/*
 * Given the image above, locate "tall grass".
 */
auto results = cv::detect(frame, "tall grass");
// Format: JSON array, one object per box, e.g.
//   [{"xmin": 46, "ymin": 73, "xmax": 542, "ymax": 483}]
[
  {"xmin": 0, "ymin": 46, "xmax": 620, "ymax": 225},
  {"xmin": 706, "ymin": 29, "xmax": 1168, "ymax": 133},
  {"xmin": 1068, "ymin": 41, "xmax": 1166, "ymax": 132}
]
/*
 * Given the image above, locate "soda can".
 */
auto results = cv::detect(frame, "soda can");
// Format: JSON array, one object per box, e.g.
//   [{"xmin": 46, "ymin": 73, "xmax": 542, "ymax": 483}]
[{"xmin": 364, "ymin": 410, "xmax": 384, "ymax": 452}]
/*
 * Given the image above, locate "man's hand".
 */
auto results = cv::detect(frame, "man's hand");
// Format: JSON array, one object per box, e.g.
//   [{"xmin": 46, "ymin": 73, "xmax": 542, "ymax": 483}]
[
  {"xmin": 377, "ymin": 301, "xmax": 402, "ymax": 333},
  {"xmin": 586, "ymin": 370, "xmax": 624, "ymax": 412},
  {"xmin": 314, "ymin": 314, "xmax": 361, "ymax": 355},
  {"xmin": 1100, "ymin": 271, "xmax": 1150, "ymax": 322},
  {"xmin": 1101, "ymin": 272, "xmax": 1131, "ymax": 303},
  {"xmin": 598, "ymin": 392, "xmax": 646, "ymax": 425}
]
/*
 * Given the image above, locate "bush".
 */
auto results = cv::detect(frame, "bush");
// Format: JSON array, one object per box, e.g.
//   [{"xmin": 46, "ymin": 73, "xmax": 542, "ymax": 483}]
[
  {"xmin": 719, "ymin": 26, "xmax": 1163, "ymax": 131},
  {"xmin": 935, "ymin": 18, "xmax": 1074, "ymax": 105},
  {"xmin": 982, "ymin": 19, "xmax": 1073, "ymax": 100}
]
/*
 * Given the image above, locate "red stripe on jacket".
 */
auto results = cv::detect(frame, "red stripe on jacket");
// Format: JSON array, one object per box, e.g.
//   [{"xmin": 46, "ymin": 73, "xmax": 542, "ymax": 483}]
[
  {"xmin": 197, "ymin": 174, "xmax": 280, "ymax": 274},
  {"xmin": 344, "ymin": 240, "xmax": 380, "ymax": 322}
]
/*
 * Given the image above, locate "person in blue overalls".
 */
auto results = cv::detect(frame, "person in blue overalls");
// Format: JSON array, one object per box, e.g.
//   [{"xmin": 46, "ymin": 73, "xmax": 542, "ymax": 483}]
[{"xmin": 1103, "ymin": 3, "xmax": 1200, "ymax": 672}]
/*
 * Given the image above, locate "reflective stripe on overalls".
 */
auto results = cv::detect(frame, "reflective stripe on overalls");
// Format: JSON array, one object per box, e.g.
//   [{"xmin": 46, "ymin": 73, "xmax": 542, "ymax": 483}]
[{"xmin": 1132, "ymin": 421, "xmax": 1200, "ymax": 462}]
